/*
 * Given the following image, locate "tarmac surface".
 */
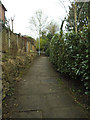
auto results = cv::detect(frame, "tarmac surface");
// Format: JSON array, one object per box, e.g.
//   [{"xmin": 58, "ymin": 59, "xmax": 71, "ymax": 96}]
[{"xmin": 6, "ymin": 56, "xmax": 88, "ymax": 119}]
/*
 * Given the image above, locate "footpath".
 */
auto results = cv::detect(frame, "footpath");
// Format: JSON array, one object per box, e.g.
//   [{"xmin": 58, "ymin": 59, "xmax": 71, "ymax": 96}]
[{"xmin": 3, "ymin": 56, "xmax": 88, "ymax": 119}]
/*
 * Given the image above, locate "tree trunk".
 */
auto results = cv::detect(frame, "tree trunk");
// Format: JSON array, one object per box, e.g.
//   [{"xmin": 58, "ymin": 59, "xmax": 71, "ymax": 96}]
[{"xmin": 74, "ymin": 0, "xmax": 77, "ymax": 34}]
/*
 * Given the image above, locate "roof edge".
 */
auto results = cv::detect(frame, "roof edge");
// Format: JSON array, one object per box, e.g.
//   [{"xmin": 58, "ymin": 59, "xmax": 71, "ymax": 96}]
[{"xmin": 0, "ymin": 1, "xmax": 7, "ymax": 11}]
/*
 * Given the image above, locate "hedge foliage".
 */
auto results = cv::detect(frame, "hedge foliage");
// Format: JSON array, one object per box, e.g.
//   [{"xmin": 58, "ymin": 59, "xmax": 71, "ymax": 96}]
[{"xmin": 50, "ymin": 26, "xmax": 90, "ymax": 96}]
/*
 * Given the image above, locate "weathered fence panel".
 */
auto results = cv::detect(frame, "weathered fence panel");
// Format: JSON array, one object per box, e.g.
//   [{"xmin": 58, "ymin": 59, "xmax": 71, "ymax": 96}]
[{"xmin": 2, "ymin": 27, "xmax": 37, "ymax": 56}]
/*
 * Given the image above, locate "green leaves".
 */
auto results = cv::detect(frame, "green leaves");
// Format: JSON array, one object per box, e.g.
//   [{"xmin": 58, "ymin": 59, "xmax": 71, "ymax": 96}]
[{"xmin": 50, "ymin": 26, "xmax": 90, "ymax": 96}]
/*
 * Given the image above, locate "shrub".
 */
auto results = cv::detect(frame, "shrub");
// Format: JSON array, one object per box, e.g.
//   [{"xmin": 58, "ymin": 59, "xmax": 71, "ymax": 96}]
[{"xmin": 50, "ymin": 26, "xmax": 90, "ymax": 96}]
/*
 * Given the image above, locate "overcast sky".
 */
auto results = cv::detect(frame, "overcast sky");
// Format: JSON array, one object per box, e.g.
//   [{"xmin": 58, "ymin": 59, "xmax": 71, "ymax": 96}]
[{"xmin": 1, "ymin": 0, "xmax": 71, "ymax": 38}]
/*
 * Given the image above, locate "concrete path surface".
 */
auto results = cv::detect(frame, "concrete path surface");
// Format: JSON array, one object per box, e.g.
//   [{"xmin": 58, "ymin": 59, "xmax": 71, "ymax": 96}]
[{"xmin": 8, "ymin": 56, "xmax": 88, "ymax": 118}]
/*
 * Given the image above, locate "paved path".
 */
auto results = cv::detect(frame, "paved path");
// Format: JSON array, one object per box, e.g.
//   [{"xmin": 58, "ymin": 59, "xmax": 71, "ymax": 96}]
[{"xmin": 8, "ymin": 56, "xmax": 88, "ymax": 118}]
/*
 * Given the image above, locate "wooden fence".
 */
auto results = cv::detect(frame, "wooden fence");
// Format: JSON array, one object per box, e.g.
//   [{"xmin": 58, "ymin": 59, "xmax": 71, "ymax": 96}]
[{"xmin": 1, "ymin": 27, "xmax": 37, "ymax": 56}]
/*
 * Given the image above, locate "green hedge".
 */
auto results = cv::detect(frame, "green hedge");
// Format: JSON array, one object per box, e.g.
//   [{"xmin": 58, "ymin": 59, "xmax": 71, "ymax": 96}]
[{"xmin": 50, "ymin": 26, "xmax": 90, "ymax": 96}]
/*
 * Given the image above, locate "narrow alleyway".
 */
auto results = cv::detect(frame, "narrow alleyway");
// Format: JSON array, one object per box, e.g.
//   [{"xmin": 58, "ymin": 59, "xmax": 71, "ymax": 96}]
[{"xmin": 3, "ymin": 56, "xmax": 88, "ymax": 118}]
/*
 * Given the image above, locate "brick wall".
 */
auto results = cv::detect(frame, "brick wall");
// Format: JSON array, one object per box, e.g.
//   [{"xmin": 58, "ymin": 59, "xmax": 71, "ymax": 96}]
[{"xmin": 0, "ymin": 3, "xmax": 6, "ymax": 23}]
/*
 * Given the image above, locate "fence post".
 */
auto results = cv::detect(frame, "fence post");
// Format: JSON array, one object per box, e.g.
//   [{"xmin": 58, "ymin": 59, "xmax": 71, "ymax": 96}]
[
  {"xmin": 27, "ymin": 41, "xmax": 28, "ymax": 54},
  {"xmin": 6, "ymin": 30, "xmax": 8, "ymax": 52},
  {"xmin": 17, "ymin": 35, "xmax": 18, "ymax": 47},
  {"xmin": 23, "ymin": 38, "xmax": 24, "ymax": 53},
  {"xmin": 17, "ymin": 35, "xmax": 18, "ymax": 55},
  {"xmin": 8, "ymin": 30, "xmax": 10, "ymax": 54}
]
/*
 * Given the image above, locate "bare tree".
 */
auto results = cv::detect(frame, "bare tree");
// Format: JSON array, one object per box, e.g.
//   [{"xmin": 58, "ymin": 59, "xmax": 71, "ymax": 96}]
[
  {"xmin": 69, "ymin": 0, "xmax": 86, "ymax": 33},
  {"xmin": 58, "ymin": 0, "xmax": 86, "ymax": 34},
  {"xmin": 74, "ymin": 0, "xmax": 77, "ymax": 33},
  {"xmin": 46, "ymin": 21, "xmax": 59, "ymax": 35},
  {"xmin": 11, "ymin": 15, "xmax": 15, "ymax": 32},
  {"xmin": 58, "ymin": 0, "xmax": 73, "ymax": 32},
  {"xmin": 29, "ymin": 9, "xmax": 49, "ymax": 55}
]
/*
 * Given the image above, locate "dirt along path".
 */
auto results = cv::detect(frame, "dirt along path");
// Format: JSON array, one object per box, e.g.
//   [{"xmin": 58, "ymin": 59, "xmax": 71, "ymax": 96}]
[{"xmin": 3, "ymin": 56, "xmax": 88, "ymax": 118}]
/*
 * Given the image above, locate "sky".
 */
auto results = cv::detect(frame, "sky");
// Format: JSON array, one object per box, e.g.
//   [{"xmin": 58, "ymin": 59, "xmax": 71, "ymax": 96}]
[{"xmin": 1, "ymin": 0, "xmax": 71, "ymax": 38}]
